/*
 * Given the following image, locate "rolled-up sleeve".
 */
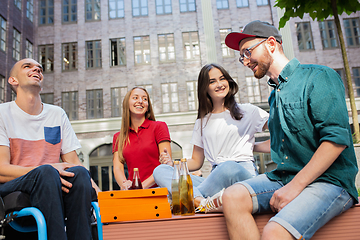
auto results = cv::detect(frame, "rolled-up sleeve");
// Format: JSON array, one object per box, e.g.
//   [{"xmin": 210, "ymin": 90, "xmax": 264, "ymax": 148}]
[{"xmin": 309, "ymin": 68, "xmax": 351, "ymax": 147}]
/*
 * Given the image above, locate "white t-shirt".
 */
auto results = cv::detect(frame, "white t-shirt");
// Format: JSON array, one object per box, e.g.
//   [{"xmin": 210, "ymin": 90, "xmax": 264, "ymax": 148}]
[
  {"xmin": 0, "ymin": 101, "xmax": 81, "ymax": 167},
  {"xmin": 190, "ymin": 103, "xmax": 269, "ymax": 166}
]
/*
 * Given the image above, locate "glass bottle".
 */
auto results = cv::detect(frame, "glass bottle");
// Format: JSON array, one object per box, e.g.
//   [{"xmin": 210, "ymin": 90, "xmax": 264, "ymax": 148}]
[
  {"xmin": 179, "ymin": 158, "xmax": 195, "ymax": 215},
  {"xmin": 171, "ymin": 160, "xmax": 181, "ymax": 215},
  {"xmin": 130, "ymin": 168, "xmax": 143, "ymax": 190}
]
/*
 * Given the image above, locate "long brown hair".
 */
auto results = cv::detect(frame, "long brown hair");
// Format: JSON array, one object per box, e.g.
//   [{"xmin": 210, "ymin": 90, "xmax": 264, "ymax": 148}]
[
  {"xmin": 116, "ymin": 87, "xmax": 155, "ymax": 164},
  {"xmin": 197, "ymin": 63, "xmax": 242, "ymax": 121}
]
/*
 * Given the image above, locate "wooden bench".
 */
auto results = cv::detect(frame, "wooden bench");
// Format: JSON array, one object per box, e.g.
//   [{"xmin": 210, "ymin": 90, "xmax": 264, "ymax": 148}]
[{"xmin": 102, "ymin": 201, "xmax": 360, "ymax": 239}]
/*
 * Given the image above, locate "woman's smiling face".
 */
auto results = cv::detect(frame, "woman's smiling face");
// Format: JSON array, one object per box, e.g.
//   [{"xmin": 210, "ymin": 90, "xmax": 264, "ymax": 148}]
[
  {"xmin": 207, "ymin": 67, "xmax": 229, "ymax": 102},
  {"xmin": 129, "ymin": 88, "xmax": 149, "ymax": 117}
]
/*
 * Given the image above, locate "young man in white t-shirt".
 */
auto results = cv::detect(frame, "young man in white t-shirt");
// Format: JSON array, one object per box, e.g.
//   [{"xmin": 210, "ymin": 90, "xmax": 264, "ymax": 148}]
[{"xmin": 0, "ymin": 58, "xmax": 100, "ymax": 240}]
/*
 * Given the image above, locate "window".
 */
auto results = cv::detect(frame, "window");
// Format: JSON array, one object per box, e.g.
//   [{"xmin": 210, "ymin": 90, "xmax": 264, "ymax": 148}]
[
  {"xmin": 90, "ymin": 144, "xmax": 121, "ymax": 191},
  {"xmin": 86, "ymin": 0, "xmax": 101, "ymax": 21},
  {"xmin": 246, "ymin": 76, "xmax": 261, "ymax": 103},
  {"xmin": 220, "ymin": 29, "xmax": 234, "ymax": 57},
  {"xmin": 182, "ymin": 31, "xmax": 200, "ymax": 60},
  {"xmin": 110, "ymin": 38, "xmax": 126, "ymax": 66},
  {"xmin": 156, "ymin": 0, "xmax": 172, "ymax": 15},
  {"xmin": 26, "ymin": 39, "xmax": 33, "ymax": 58},
  {"xmin": 39, "ymin": 44, "xmax": 54, "ymax": 72},
  {"xmin": 134, "ymin": 36, "xmax": 150, "ymax": 65},
  {"xmin": 63, "ymin": 0, "xmax": 77, "ymax": 23},
  {"xmin": 12, "ymin": 28, "xmax": 21, "ymax": 61},
  {"xmin": 216, "ymin": 0, "xmax": 228, "ymax": 9},
  {"xmin": 86, "ymin": 40, "xmax": 102, "ymax": 69},
  {"xmin": 353, "ymin": 68, "xmax": 360, "ymax": 97},
  {"xmin": 86, "ymin": 89, "xmax": 103, "ymax": 119},
  {"xmin": 161, "ymin": 83, "xmax": 179, "ymax": 113},
  {"xmin": 256, "ymin": 0, "xmax": 268, "ymax": 6},
  {"xmin": 15, "ymin": 0, "xmax": 22, "ymax": 10},
  {"xmin": 111, "ymin": 87, "xmax": 127, "ymax": 117},
  {"xmin": 26, "ymin": 0, "xmax": 33, "ymax": 22},
  {"xmin": 236, "ymin": 0, "xmax": 248, "ymax": 7},
  {"xmin": 158, "ymin": 33, "xmax": 175, "ymax": 62},
  {"xmin": 40, "ymin": 93, "xmax": 54, "ymax": 104},
  {"xmin": 0, "ymin": 16, "xmax": 6, "ymax": 52},
  {"xmin": 179, "ymin": 0, "xmax": 195, "ymax": 12},
  {"xmin": 0, "ymin": 75, "xmax": 5, "ymax": 103},
  {"xmin": 186, "ymin": 81, "xmax": 197, "ymax": 111},
  {"xmin": 62, "ymin": 91, "xmax": 78, "ymax": 120},
  {"xmin": 295, "ymin": 22, "xmax": 314, "ymax": 51},
  {"xmin": 319, "ymin": 20, "xmax": 339, "ymax": 49},
  {"xmin": 334, "ymin": 68, "xmax": 348, "ymax": 98},
  {"xmin": 39, "ymin": 0, "xmax": 54, "ymax": 25},
  {"xmin": 132, "ymin": 0, "xmax": 148, "ymax": 17},
  {"xmin": 62, "ymin": 42, "xmax": 78, "ymax": 71},
  {"xmin": 344, "ymin": 18, "xmax": 360, "ymax": 47},
  {"xmin": 109, "ymin": 0, "xmax": 124, "ymax": 19}
]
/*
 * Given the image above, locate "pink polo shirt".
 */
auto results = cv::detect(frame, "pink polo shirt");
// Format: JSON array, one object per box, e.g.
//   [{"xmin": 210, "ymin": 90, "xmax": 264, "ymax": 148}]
[{"xmin": 112, "ymin": 119, "xmax": 171, "ymax": 187}]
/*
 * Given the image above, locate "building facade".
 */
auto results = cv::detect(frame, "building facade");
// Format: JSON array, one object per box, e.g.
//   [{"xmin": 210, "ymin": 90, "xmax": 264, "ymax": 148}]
[{"xmin": 0, "ymin": 0, "xmax": 359, "ymax": 190}]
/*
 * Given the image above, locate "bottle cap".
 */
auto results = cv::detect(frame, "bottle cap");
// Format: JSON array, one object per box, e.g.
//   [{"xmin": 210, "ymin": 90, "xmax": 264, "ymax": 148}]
[
  {"xmin": 174, "ymin": 160, "xmax": 179, "ymax": 165},
  {"xmin": 180, "ymin": 158, "xmax": 187, "ymax": 162},
  {"xmin": 134, "ymin": 168, "xmax": 139, "ymax": 171}
]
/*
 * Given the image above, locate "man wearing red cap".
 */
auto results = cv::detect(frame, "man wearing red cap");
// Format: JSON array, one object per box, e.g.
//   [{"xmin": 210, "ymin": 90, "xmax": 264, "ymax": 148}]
[{"xmin": 222, "ymin": 20, "xmax": 358, "ymax": 240}]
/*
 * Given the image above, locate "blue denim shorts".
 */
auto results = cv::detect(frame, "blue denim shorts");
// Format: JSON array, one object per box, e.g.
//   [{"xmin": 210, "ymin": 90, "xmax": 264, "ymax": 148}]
[{"xmin": 239, "ymin": 174, "xmax": 354, "ymax": 240}]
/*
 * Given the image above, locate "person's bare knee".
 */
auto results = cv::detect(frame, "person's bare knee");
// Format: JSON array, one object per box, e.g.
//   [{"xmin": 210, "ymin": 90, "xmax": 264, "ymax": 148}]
[
  {"xmin": 222, "ymin": 183, "xmax": 253, "ymax": 214},
  {"xmin": 261, "ymin": 222, "xmax": 295, "ymax": 240},
  {"xmin": 223, "ymin": 184, "xmax": 260, "ymax": 240}
]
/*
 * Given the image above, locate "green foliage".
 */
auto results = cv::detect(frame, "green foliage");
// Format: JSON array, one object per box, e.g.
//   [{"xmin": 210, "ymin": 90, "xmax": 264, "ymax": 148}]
[
  {"xmin": 353, "ymin": 132, "xmax": 359, "ymax": 144},
  {"xmin": 275, "ymin": 0, "xmax": 360, "ymax": 28}
]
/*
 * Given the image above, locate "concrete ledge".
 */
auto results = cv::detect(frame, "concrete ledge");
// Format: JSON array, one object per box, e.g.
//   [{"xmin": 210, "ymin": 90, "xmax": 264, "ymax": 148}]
[
  {"xmin": 102, "ymin": 214, "xmax": 229, "ymax": 240},
  {"xmin": 102, "ymin": 202, "xmax": 360, "ymax": 239}
]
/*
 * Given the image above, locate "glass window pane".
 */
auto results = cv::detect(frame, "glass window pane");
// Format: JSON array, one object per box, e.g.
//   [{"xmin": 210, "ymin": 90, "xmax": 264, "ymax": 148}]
[{"xmin": 101, "ymin": 166, "xmax": 109, "ymax": 191}]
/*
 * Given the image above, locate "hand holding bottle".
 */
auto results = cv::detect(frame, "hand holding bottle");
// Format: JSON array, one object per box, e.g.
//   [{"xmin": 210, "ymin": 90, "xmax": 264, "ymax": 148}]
[
  {"xmin": 159, "ymin": 148, "xmax": 173, "ymax": 166},
  {"xmin": 121, "ymin": 180, "xmax": 132, "ymax": 190}
]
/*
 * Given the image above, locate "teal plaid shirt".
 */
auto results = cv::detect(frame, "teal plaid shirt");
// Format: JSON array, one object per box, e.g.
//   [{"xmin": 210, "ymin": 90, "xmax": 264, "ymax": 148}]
[{"xmin": 265, "ymin": 58, "xmax": 359, "ymax": 202}]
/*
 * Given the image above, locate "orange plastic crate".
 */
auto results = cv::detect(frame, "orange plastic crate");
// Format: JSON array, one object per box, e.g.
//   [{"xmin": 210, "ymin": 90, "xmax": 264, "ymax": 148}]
[{"xmin": 98, "ymin": 188, "xmax": 172, "ymax": 223}]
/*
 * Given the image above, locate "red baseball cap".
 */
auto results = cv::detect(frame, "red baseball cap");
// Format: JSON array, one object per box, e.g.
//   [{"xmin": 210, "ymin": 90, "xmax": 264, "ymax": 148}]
[{"xmin": 225, "ymin": 20, "xmax": 282, "ymax": 51}]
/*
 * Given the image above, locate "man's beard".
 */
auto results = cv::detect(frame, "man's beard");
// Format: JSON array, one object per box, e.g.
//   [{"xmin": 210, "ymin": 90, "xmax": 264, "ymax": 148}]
[{"xmin": 254, "ymin": 50, "xmax": 272, "ymax": 79}]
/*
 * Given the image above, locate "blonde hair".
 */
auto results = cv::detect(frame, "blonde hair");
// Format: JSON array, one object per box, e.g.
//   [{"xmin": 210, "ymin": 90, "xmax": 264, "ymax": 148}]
[{"xmin": 116, "ymin": 87, "xmax": 155, "ymax": 164}]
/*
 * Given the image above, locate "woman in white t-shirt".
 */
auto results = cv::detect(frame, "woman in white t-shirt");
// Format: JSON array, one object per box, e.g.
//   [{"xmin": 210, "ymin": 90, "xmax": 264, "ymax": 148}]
[{"xmin": 153, "ymin": 63, "xmax": 270, "ymax": 213}]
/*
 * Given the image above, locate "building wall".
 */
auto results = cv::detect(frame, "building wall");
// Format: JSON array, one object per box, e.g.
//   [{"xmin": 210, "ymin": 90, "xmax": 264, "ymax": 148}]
[
  {"xmin": 37, "ymin": 0, "xmax": 206, "ymax": 117},
  {"xmin": 288, "ymin": 12, "xmax": 360, "ymax": 70},
  {"xmin": 0, "ymin": 0, "xmax": 35, "ymax": 102},
  {"xmin": 1, "ymin": 1, "xmax": 360, "ymax": 185},
  {"xmin": 32, "ymin": 1, "xmax": 273, "ymax": 164}
]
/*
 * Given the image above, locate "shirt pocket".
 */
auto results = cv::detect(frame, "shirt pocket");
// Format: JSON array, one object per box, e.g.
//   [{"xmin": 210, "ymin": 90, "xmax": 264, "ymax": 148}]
[
  {"xmin": 282, "ymin": 101, "xmax": 306, "ymax": 133},
  {"xmin": 44, "ymin": 126, "xmax": 61, "ymax": 145}
]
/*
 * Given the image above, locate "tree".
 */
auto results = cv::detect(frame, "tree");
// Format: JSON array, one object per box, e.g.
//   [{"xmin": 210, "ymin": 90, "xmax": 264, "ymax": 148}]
[{"xmin": 275, "ymin": 0, "xmax": 360, "ymax": 143}]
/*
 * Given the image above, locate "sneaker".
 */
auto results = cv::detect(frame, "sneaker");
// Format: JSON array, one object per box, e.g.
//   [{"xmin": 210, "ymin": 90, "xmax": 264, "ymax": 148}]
[{"xmin": 195, "ymin": 188, "xmax": 225, "ymax": 213}]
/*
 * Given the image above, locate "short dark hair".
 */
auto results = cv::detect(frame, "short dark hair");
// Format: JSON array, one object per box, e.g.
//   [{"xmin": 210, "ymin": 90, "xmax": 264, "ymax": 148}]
[{"xmin": 8, "ymin": 62, "xmax": 18, "ymax": 94}]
